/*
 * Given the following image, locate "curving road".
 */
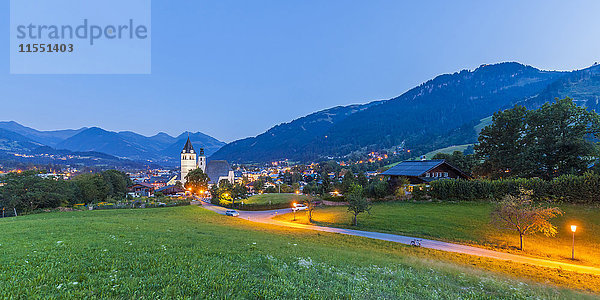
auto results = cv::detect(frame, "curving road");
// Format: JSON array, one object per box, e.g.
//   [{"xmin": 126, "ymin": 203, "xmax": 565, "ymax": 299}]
[{"xmin": 198, "ymin": 201, "xmax": 600, "ymax": 276}]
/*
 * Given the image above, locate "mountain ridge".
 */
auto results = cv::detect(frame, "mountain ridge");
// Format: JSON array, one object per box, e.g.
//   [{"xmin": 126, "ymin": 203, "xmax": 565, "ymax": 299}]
[
  {"xmin": 0, "ymin": 122, "xmax": 225, "ymax": 167},
  {"xmin": 211, "ymin": 62, "xmax": 589, "ymax": 163}
]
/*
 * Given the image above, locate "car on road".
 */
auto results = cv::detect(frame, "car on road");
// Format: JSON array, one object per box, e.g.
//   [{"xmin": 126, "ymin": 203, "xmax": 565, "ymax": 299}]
[
  {"xmin": 292, "ymin": 203, "xmax": 307, "ymax": 211},
  {"xmin": 225, "ymin": 210, "xmax": 239, "ymax": 217}
]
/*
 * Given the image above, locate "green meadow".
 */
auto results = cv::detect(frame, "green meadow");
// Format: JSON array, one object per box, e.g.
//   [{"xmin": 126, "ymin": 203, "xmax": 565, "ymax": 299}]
[{"xmin": 0, "ymin": 206, "xmax": 594, "ymax": 298}]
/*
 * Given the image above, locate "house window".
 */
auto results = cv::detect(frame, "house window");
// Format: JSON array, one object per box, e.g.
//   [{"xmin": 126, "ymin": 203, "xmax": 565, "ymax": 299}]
[
  {"xmin": 425, "ymin": 172, "xmax": 430, "ymax": 177},
  {"xmin": 444, "ymin": 172, "xmax": 448, "ymax": 177}
]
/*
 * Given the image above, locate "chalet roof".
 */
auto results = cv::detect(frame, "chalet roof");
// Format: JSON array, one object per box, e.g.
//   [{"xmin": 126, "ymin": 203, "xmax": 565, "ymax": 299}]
[
  {"xmin": 206, "ymin": 160, "xmax": 232, "ymax": 184},
  {"xmin": 181, "ymin": 137, "xmax": 195, "ymax": 154},
  {"xmin": 131, "ymin": 182, "xmax": 153, "ymax": 189},
  {"xmin": 381, "ymin": 160, "xmax": 450, "ymax": 177},
  {"xmin": 156, "ymin": 185, "xmax": 185, "ymax": 193}
]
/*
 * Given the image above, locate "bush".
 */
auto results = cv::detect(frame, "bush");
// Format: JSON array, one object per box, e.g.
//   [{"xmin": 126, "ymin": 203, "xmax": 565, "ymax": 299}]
[{"xmin": 428, "ymin": 172, "xmax": 600, "ymax": 204}]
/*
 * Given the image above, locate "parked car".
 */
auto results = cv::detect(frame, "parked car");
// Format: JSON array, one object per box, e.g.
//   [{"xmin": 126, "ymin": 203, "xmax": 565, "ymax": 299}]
[{"xmin": 225, "ymin": 210, "xmax": 239, "ymax": 217}]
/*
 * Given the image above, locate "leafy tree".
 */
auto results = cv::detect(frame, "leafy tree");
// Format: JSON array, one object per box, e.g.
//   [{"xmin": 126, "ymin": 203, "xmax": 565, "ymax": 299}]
[
  {"xmin": 476, "ymin": 98, "xmax": 600, "ymax": 179},
  {"xmin": 73, "ymin": 173, "xmax": 110, "ymax": 204},
  {"xmin": 366, "ymin": 179, "xmax": 390, "ymax": 199},
  {"xmin": 356, "ymin": 172, "xmax": 369, "ymax": 189},
  {"xmin": 320, "ymin": 172, "xmax": 332, "ymax": 194},
  {"xmin": 0, "ymin": 171, "xmax": 72, "ymax": 212},
  {"xmin": 525, "ymin": 98, "xmax": 600, "ymax": 178},
  {"xmin": 185, "ymin": 168, "xmax": 210, "ymax": 193},
  {"xmin": 232, "ymin": 183, "xmax": 248, "ymax": 201},
  {"xmin": 253, "ymin": 179, "xmax": 265, "ymax": 193},
  {"xmin": 475, "ymin": 105, "xmax": 528, "ymax": 178},
  {"xmin": 340, "ymin": 172, "xmax": 356, "ymax": 194},
  {"xmin": 347, "ymin": 183, "xmax": 371, "ymax": 226},
  {"xmin": 102, "ymin": 170, "xmax": 131, "ymax": 199},
  {"xmin": 490, "ymin": 189, "xmax": 563, "ymax": 250},
  {"xmin": 432, "ymin": 151, "xmax": 478, "ymax": 175}
]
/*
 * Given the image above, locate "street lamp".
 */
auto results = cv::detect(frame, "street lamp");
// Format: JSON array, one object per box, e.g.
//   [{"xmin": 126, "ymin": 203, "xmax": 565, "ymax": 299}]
[
  {"xmin": 292, "ymin": 202, "xmax": 297, "ymax": 221},
  {"xmin": 571, "ymin": 225, "xmax": 577, "ymax": 260}
]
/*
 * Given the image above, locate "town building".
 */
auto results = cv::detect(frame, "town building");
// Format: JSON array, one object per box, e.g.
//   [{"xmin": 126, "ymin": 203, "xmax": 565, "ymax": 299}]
[{"xmin": 382, "ymin": 159, "xmax": 470, "ymax": 186}]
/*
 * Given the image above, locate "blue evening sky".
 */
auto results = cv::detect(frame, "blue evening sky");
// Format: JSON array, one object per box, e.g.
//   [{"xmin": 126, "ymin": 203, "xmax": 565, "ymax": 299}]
[{"xmin": 2, "ymin": 0, "xmax": 600, "ymax": 142}]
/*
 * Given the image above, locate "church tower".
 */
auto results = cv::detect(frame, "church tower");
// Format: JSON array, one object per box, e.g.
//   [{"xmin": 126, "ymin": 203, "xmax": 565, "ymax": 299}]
[
  {"xmin": 180, "ymin": 137, "xmax": 197, "ymax": 184},
  {"xmin": 197, "ymin": 147, "xmax": 206, "ymax": 173}
]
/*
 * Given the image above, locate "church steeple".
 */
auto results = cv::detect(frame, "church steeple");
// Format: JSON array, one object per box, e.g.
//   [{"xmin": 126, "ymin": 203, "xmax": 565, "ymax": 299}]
[{"xmin": 182, "ymin": 136, "xmax": 195, "ymax": 154}]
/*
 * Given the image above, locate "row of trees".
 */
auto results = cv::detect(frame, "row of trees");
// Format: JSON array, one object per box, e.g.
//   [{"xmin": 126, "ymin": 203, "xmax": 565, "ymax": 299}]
[
  {"xmin": 0, "ymin": 170, "xmax": 131, "ymax": 213},
  {"xmin": 425, "ymin": 98, "xmax": 600, "ymax": 180},
  {"xmin": 476, "ymin": 98, "xmax": 600, "ymax": 179}
]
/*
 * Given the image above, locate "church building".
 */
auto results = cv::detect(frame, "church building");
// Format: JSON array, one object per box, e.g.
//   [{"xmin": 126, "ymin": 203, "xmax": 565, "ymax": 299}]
[{"xmin": 179, "ymin": 137, "xmax": 234, "ymax": 186}]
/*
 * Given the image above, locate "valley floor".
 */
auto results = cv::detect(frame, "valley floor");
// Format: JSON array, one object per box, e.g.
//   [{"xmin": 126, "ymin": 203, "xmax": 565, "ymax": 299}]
[{"xmin": 0, "ymin": 206, "xmax": 596, "ymax": 298}]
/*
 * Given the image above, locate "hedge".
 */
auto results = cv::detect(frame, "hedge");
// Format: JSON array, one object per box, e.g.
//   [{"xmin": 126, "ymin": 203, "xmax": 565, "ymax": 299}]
[{"xmin": 427, "ymin": 172, "xmax": 600, "ymax": 204}]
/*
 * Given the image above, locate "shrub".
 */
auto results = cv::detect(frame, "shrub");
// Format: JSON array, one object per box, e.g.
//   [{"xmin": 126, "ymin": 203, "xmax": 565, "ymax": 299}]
[{"xmin": 428, "ymin": 172, "xmax": 600, "ymax": 204}]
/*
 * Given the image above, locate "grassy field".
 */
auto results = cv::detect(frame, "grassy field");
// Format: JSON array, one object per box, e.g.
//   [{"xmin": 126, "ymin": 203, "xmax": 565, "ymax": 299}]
[
  {"xmin": 422, "ymin": 144, "xmax": 473, "ymax": 159},
  {"xmin": 275, "ymin": 202, "xmax": 600, "ymax": 267},
  {"xmin": 0, "ymin": 206, "xmax": 597, "ymax": 298},
  {"xmin": 241, "ymin": 193, "xmax": 314, "ymax": 210}
]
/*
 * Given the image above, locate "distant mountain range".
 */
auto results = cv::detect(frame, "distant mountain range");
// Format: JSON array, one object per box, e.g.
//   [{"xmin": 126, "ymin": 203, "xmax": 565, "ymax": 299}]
[
  {"xmin": 0, "ymin": 122, "xmax": 225, "ymax": 168},
  {"xmin": 211, "ymin": 62, "xmax": 600, "ymax": 163}
]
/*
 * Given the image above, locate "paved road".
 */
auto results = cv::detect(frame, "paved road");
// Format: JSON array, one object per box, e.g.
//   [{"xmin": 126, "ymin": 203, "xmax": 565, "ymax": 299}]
[{"xmin": 199, "ymin": 201, "xmax": 600, "ymax": 276}]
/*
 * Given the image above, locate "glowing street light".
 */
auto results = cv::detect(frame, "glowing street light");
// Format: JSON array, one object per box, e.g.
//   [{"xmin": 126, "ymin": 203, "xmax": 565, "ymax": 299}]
[
  {"xmin": 571, "ymin": 225, "xmax": 577, "ymax": 260},
  {"xmin": 292, "ymin": 202, "xmax": 297, "ymax": 221}
]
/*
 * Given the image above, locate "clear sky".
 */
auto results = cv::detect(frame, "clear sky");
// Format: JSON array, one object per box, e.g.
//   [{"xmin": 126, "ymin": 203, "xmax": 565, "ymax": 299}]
[{"xmin": 2, "ymin": 0, "xmax": 600, "ymax": 142}]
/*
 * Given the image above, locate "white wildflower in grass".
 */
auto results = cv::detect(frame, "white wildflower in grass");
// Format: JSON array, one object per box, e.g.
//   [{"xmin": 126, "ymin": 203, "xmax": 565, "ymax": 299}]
[
  {"xmin": 56, "ymin": 284, "xmax": 63, "ymax": 289},
  {"xmin": 161, "ymin": 245, "xmax": 167, "ymax": 251},
  {"xmin": 102, "ymin": 249, "xmax": 108, "ymax": 252},
  {"xmin": 293, "ymin": 244, "xmax": 297, "ymax": 246},
  {"xmin": 70, "ymin": 282, "xmax": 79, "ymax": 285},
  {"xmin": 56, "ymin": 241, "xmax": 63, "ymax": 244},
  {"xmin": 297, "ymin": 257, "xmax": 313, "ymax": 268},
  {"xmin": 252, "ymin": 242, "xmax": 256, "ymax": 245}
]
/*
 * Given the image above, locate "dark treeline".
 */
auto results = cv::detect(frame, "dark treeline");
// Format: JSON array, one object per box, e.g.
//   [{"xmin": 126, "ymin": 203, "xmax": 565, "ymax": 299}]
[{"xmin": 0, "ymin": 170, "xmax": 131, "ymax": 213}]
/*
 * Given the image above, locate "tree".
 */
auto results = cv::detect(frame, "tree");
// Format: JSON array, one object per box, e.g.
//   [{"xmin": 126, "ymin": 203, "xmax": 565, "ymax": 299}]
[
  {"xmin": 302, "ymin": 195, "xmax": 317, "ymax": 222},
  {"xmin": 432, "ymin": 151, "xmax": 478, "ymax": 175},
  {"xmin": 525, "ymin": 98, "xmax": 600, "ymax": 178},
  {"xmin": 102, "ymin": 170, "xmax": 131, "ymax": 199},
  {"xmin": 340, "ymin": 172, "xmax": 356, "ymax": 194},
  {"xmin": 356, "ymin": 172, "xmax": 369, "ymax": 189},
  {"xmin": 185, "ymin": 168, "xmax": 210, "ymax": 193},
  {"xmin": 73, "ymin": 173, "xmax": 110, "ymax": 204},
  {"xmin": 232, "ymin": 183, "xmax": 248, "ymax": 201},
  {"xmin": 347, "ymin": 183, "xmax": 371, "ymax": 226},
  {"xmin": 0, "ymin": 171, "xmax": 74, "ymax": 212},
  {"xmin": 476, "ymin": 98, "xmax": 600, "ymax": 179},
  {"xmin": 475, "ymin": 105, "xmax": 528, "ymax": 178},
  {"xmin": 490, "ymin": 189, "xmax": 563, "ymax": 250}
]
